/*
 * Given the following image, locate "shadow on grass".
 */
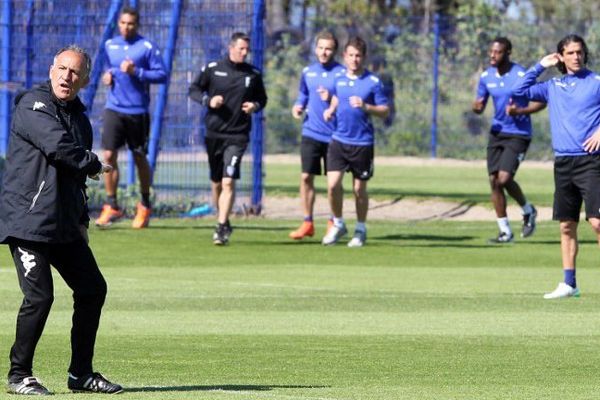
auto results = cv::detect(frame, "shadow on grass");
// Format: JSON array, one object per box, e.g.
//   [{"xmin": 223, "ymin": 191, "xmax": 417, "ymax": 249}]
[
  {"xmin": 375, "ymin": 234, "xmax": 475, "ymax": 241},
  {"xmin": 125, "ymin": 384, "xmax": 329, "ymax": 393}
]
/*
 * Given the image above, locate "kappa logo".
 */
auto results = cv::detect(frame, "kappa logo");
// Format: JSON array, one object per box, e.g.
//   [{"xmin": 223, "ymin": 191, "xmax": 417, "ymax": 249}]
[
  {"xmin": 227, "ymin": 156, "xmax": 239, "ymax": 177},
  {"xmin": 17, "ymin": 247, "xmax": 37, "ymax": 277},
  {"xmin": 33, "ymin": 101, "xmax": 46, "ymax": 111}
]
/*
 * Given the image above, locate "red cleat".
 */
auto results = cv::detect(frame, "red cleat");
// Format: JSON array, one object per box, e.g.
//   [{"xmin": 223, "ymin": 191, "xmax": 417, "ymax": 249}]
[{"xmin": 289, "ymin": 221, "xmax": 315, "ymax": 240}]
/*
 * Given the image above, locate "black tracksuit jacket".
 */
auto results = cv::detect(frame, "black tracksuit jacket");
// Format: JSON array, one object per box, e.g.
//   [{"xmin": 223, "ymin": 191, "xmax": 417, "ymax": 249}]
[
  {"xmin": 188, "ymin": 57, "xmax": 267, "ymax": 142},
  {"xmin": 0, "ymin": 81, "xmax": 102, "ymax": 244}
]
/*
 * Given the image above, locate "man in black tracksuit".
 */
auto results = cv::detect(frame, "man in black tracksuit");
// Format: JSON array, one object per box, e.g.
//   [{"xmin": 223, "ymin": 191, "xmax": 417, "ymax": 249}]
[
  {"xmin": 0, "ymin": 46, "xmax": 122, "ymax": 395},
  {"xmin": 189, "ymin": 32, "xmax": 267, "ymax": 245}
]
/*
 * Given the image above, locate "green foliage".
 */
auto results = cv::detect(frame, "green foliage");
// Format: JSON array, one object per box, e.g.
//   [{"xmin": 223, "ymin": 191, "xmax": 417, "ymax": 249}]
[{"xmin": 264, "ymin": 36, "xmax": 306, "ymax": 153}]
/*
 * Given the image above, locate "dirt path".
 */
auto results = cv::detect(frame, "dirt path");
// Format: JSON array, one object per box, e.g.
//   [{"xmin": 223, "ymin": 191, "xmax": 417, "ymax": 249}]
[{"xmin": 261, "ymin": 155, "xmax": 553, "ymax": 222}]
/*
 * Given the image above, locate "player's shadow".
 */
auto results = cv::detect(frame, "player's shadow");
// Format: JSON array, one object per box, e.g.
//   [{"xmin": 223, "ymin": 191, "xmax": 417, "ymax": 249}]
[
  {"xmin": 125, "ymin": 384, "xmax": 329, "ymax": 393},
  {"xmin": 376, "ymin": 233, "xmax": 475, "ymax": 241}
]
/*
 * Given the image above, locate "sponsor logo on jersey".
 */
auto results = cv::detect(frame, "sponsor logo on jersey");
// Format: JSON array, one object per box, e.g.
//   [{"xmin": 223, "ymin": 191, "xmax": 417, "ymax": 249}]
[
  {"xmin": 307, "ymin": 72, "xmax": 317, "ymax": 77},
  {"xmin": 486, "ymin": 83, "xmax": 498, "ymax": 88},
  {"xmin": 215, "ymin": 71, "xmax": 228, "ymax": 77},
  {"xmin": 245, "ymin": 76, "xmax": 251, "ymax": 87}
]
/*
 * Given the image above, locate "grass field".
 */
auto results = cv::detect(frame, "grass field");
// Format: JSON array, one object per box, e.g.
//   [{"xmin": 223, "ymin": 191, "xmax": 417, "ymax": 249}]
[{"xmin": 0, "ymin": 161, "xmax": 599, "ymax": 399}]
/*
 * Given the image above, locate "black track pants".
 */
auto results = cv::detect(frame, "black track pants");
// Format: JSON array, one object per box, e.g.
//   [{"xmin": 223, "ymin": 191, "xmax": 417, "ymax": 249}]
[{"xmin": 7, "ymin": 238, "xmax": 107, "ymax": 381}]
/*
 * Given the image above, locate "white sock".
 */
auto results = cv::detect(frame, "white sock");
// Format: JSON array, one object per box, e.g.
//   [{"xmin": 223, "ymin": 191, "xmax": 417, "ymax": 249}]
[
  {"xmin": 497, "ymin": 217, "xmax": 511, "ymax": 234},
  {"xmin": 333, "ymin": 217, "xmax": 345, "ymax": 228},
  {"xmin": 522, "ymin": 202, "xmax": 533, "ymax": 215},
  {"xmin": 355, "ymin": 222, "xmax": 366, "ymax": 232}
]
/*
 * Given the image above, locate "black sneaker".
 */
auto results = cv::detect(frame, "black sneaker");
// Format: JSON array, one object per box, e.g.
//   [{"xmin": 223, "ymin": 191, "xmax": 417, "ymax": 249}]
[
  {"xmin": 68, "ymin": 372, "xmax": 123, "ymax": 394},
  {"xmin": 213, "ymin": 223, "xmax": 228, "ymax": 245},
  {"xmin": 488, "ymin": 231, "xmax": 514, "ymax": 244},
  {"xmin": 7, "ymin": 376, "xmax": 52, "ymax": 395},
  {"xmin": 521, "ymin": 206, "xmax": 537, "ymax": 238}
]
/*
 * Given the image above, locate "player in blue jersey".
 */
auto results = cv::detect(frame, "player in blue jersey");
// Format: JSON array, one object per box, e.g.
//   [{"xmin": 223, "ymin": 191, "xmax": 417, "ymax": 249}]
[
  {"xmin": 321, "ymin": 37, "xmax": 389, "ymax": 247},
  {"xmin": 513, "ymin": 34, "xmax": 600, "ymax": 299},
  {"xmin": 289, "ymin": 30, "xmax": 345, "ymax": 240},
  {"xmin": 95, "ymin": 7, "xmax": 167, "ymax": 229},
  {"xmin": 472, "ymin": 37, "xmax": 546, "ymax": 243}
]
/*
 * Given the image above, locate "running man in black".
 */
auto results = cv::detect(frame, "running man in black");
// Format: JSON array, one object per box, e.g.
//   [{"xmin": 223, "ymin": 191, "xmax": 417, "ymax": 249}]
[
  {"xmin": 0, "ymin": 46, "xmax": 122, "ymax": 395},
  {"xmin": 189, "ymin": 32, "xmax": 267, "ymax": 245}
]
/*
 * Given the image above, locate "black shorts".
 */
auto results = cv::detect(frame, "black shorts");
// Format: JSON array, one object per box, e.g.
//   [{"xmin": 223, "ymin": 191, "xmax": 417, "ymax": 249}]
[
  {"xmin": 102, "ymin": 109, "xmax": 150, "ymax": 154},
  {"xmin": 301, "ymin": 136, "xmax": 329, "ymax": 175},
  {"xmin": 553, "ymin": 154, "xmax": 600, "ymax": 222},
  {"xmin": 205, "ymin": 136, "xmax": 247, "ymax": 182},
  {"xmin": 487, "ymin": 132, "xmax": 531, "ymax": 175},
  {"xmin": 327, "ymin": 139, "xmax": 374, "ymax": 181}
]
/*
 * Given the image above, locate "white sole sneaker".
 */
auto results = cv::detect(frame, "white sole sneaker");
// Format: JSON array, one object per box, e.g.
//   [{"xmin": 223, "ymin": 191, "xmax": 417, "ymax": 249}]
[
  {"xmin": 543, "ymin": 282, "xmax": 580, "ymax": 299},
  {"xmin": 322, "ymin": 225, "xmax": 348, "ymax": 246}
]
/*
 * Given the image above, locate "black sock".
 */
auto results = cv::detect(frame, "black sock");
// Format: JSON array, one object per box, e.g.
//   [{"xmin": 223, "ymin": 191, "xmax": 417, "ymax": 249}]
[
  {"xmin": 141, "ymin": 193, "xmax": 151, "ymax": 208},
  {"xmin": 107, "ymin": 195, "xmax": 118, "ymax": 209}
]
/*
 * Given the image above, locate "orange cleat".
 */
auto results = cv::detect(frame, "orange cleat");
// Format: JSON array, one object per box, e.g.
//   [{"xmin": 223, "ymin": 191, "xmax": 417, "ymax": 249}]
[
  {"xmin": 289, "ymin": 221, "xmax": 315, "ymax": 240},
  {"xmin": 132, "ymin": 202, "xmax": 151, "ymax": 229},
  {"xmin": 95, "ymin": 204, "xmax": 124, "ymax": 227}
]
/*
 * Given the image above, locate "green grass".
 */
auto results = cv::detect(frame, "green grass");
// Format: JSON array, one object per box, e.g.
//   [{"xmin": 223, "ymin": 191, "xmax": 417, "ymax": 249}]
[
  {"xmin": 264, "ymin": 160, "xmax": 555, "ymax": 207},
  {"xmin": 0, "ymin": 216, "xmax": 599, "ymax": 399}
]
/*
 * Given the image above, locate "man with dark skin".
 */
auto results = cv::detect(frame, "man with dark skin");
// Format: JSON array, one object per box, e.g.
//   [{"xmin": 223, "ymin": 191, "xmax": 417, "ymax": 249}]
[{"xmin": 473, "ymin": 37, "xmax": 546, "ymax": 243}]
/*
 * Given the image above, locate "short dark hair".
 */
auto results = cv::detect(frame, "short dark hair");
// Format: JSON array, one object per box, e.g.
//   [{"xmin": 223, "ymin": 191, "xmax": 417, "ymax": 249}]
[
  {"xmin": 492, "ymin": 37, "xmax": 512, "ymax": 53},
  {"xmin": 120, "ymin": 6, "xmax": 139, "ymax": 24},
  {"xmin": 344, "ymin": 36, "xmax": 367, "ymax": 57},
  {"xmin": 54, "ymin": 45, "xmax": 91, "ymax": 78},
  {"xmin": 315, "ymin": 30, "xmax": 338, "ymax": 52},
  {"xmin": 230, "ymin": 32, "xmax": 250, "ymax": 46},
  {"xmin": 556, "ymin": 34, "xmax": 589, "ymax": 74}
]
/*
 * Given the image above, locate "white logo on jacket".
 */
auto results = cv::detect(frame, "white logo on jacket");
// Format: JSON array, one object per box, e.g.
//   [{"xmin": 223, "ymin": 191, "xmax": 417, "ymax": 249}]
[
  {"xmin": 17, "ymin": 247, "xmax": 37, "ymax": 277},
  {"xmin": 32, "ymin": 102, "xmax": 46, "ymax": 111}
]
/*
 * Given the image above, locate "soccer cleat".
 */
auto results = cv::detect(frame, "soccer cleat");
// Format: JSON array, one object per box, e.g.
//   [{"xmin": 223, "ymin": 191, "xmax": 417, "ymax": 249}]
[
  {"xmin": 289, "ymin": 221, "xmax": 315, "ymax": 240},
  {"xmin": 347, "ymin": 229, "xmax": 367, "ymax": 247},
  {"xmin": 132, "ymin": 202, "xmax": 151, "ymax": 229},
  {"xmin": 68, "ymin": 372, "xmax": 123, "ymax": 394},
  {"xmin": 95, "ymin": 204, "xmax": 124, "ymax": 227},
  {"xmin": 488, "ymin": 231, "xmax": 514, "ymax": 244},
  {"xmin": 543, "ymin": 282, "xmax": 580, "ymax": 299},
  {"xmin": 7, "ymin": 376, "xmax": 52, "ymax": 395},
  {"xmin": 521, "ymin": 206, "xmax": 537, "ymax": 238},
  {"xmin": 213, "ymin": 223, "xmax": 229, "ymax": 246},
  {"xmin": 322, "ymin": 223, "xmax": 348, "ymax": 246}
]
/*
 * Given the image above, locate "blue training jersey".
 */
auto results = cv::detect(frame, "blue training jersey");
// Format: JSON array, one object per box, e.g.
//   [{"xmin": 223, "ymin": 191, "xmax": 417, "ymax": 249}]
[
  {"xmin": 512, "ymin": 62, "xmax": 600, "ymax": 156},
  {"xmin": 295, "ymin": 61, "xmax": 345, "ymax": 143},
  {"xmin": 331, "ymin": 70, "xmax": 388, "ymax": 146},
  {"xmin": 104, "ymin": 34, "xmax": 167, "ymax": 115},
  {"xmin": 476, "ymin": 62, "xmax": 532, "ymax": 136}
]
